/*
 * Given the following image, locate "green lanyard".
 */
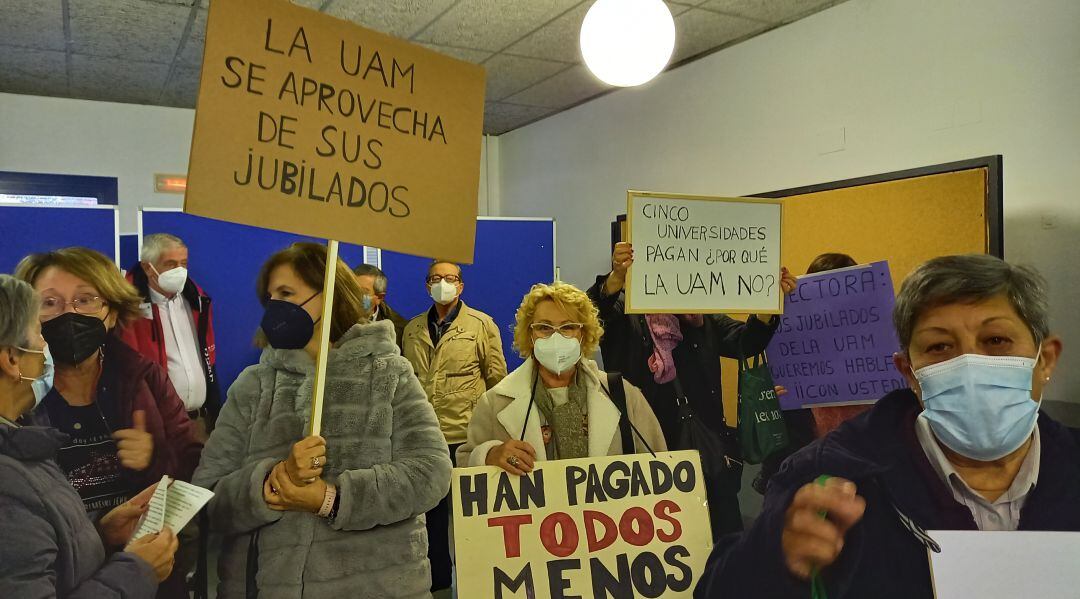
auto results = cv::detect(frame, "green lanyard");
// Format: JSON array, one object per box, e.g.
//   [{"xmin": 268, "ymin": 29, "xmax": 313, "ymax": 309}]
[
  {"xmin": 0, "ymin": 415, "xmax": 18, "ymax": 428},
  {"xmin": 810, "ymin": 475, "xmax": 830, "ymax": 599}
]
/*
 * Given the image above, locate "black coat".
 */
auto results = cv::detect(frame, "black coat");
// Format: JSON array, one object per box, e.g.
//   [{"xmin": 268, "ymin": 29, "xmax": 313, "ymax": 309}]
[{"xmin": 695, "ymin": 389, "xmax": 1080, "ymax": 599}]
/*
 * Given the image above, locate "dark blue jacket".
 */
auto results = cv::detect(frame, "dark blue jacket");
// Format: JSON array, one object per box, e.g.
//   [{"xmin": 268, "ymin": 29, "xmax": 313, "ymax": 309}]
[{"xmin": 695, "ymin": 389, "xmax": 1080, "ymax": 599}]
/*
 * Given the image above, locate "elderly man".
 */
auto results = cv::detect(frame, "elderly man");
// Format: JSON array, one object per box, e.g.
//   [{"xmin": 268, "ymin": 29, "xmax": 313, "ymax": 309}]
[
  {"xmin": 121, "ymin": 233, "xmax": 219, "ymax": 442},
  {"xmin": 353, "ymin": 263, "xmax": 408, "ymax": 348},
  {"xmin": 695, "ymin": 254, "xmax": 1080, "ymax": 599},
  {"xmin": 402, "ymin": 260, "xmax": 507, "ymax": 594}
]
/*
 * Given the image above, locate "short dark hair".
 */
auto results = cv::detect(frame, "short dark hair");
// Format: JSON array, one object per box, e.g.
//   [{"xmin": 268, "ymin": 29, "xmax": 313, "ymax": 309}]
[
  {"xmin": 893, "ymin": 254, "xmax": 1049, "ymax": 350},
  {"xmin": 427, "ymin": 260, "xmax": 462, "ymax": 281},
  {"xmin": 807, "ymin": 253, "xmax": 857, "ymax": 274},
  {"xmin": 352, "ymin": 264, "xmax": 388, "ymax": 294}
]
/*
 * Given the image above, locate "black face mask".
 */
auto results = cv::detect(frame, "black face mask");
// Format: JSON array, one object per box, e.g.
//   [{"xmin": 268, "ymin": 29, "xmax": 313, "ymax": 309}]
[
  {"xmin": 42, "ymin": 313, "xmax": 108, "ymax": 365},
  {"xmin": 260, "ymin": 294, "xmax": 320, "ymax": 350}
]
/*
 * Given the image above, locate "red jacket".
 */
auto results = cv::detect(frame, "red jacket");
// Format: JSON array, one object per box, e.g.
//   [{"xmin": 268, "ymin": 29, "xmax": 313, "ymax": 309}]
[{"xmin": 120, "ymin": 266, "xmax": 221, "ymax": 418}]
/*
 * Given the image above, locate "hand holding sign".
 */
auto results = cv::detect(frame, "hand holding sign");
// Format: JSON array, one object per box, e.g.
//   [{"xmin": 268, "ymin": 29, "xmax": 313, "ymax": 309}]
[
  {"xmin": 486, "ymin": 440, "xmax": 537, "ymax": 475},
  {"xmin": 604, "ymin": 242, "xmax": 635, "ymax": 296},
  {"xmin": 284, "ymin": 435, "xmax": 327, "ymax": 485},
  {"xmin": 780, "ymin": 266, "xmax": 797, "ymax": 295}
]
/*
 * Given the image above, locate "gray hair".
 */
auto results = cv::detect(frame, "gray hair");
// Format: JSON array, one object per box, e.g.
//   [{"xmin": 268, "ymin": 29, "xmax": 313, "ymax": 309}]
[
  {"xmin": 0, "ymin": 275, "xmax": 38, "ymax": 349},
  {"xmin": 352, "ymin": 263, "xmax": 388, "ymax": 295},
  {"xmin": 894, "ymin": 254, "xmax": 1049, "ymax": 350},
  {"xmin": 140, "ymin": 233, "xmax": 186, "ymax": 263}
]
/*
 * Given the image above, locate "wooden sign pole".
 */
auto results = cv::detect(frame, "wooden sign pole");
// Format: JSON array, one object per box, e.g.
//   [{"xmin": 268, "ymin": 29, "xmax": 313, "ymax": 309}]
[{"xmin": 308, "ymin": 239, "xmax": 339, "ymax": 437}]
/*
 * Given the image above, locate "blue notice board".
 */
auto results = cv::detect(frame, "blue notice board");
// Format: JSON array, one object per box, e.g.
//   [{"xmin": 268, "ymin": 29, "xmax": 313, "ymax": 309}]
[
  {"xmin": 379, "ymin": 218, "xmax": 556, "ymax": 370},
  {"xmin": 0, "ymin": 205, "xmax": 119, "ymax": 274}
]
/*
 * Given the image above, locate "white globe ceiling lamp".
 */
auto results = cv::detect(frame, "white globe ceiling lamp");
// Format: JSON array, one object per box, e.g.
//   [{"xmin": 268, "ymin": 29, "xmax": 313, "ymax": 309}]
[{"xmin": 580, "ymin": 0, "xmax": 676, "ymax": 87}]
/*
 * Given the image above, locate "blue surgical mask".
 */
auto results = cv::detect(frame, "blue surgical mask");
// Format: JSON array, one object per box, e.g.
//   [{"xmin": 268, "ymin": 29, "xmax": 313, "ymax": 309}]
[
  {"xmin": 914, "ymin": 351, "xmax": 1041, "ymax": 461},
  {"xmin": 18, "ymin": 344, "xmax": 54, "ymax": 408},
  {"xmin": 361, "ymin": 294, "xmax": 374, "ymax": 313}
]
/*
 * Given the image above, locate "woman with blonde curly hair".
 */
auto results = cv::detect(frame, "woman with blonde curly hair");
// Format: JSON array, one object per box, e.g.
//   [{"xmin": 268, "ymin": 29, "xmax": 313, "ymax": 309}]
[{"xmin": 458, "ymin": 282, "xmax": 666, "ymax": 473}]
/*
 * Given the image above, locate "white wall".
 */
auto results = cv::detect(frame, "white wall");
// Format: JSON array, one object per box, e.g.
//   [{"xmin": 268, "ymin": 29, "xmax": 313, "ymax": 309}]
[
  {"xmin": 496, "ymin": 0, "xmax": 1080, "ymax": 403},
  {"xmin": 0, "ymin": 93, "xmax": 195, "ymax": 232},
  {"xmin": 0, "ymin": 92, "xmax": 497, "ymax": 233}
]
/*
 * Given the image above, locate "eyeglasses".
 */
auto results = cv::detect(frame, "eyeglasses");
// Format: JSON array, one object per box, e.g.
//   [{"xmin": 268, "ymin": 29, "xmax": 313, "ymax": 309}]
[
  {"xmin": 530, "ymin": 322, "xmax": 585, "ymax": 338},
  {"xmin": 40, "ymin": 294, "xmax": 106, "ymax": 320},
  {"xmin": 427, "ymin": 274, "xmax": 461, "ymax": 284}
]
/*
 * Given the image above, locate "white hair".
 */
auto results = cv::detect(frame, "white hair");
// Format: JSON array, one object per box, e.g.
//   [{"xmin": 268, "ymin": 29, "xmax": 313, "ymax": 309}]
[{"xmin": 141, "ymin": 233, "xmax": 186, "ymax": 263}]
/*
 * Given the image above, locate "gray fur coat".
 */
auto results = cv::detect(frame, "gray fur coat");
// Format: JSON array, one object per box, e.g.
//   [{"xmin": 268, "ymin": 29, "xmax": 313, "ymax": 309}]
[{"xmin": 192, "ymin": 320, "xmax": 452, "ymax": 599}]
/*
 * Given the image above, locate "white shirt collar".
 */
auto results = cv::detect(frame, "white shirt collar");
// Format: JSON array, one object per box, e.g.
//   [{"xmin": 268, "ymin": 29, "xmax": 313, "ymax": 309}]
[{"xmin": 149, "ymin": 286, "xmax": 182, "ymax": 306}]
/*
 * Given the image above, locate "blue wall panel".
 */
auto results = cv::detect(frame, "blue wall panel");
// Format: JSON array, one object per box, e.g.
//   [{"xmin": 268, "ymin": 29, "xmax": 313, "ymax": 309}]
[
  {"xmin": 140, "ymin": 210, "xmax": 366, "ymax": 394},
  {"xmin": 142, "ymin": 211, "xmax": 555, "ymax": 394},
  {"xmin": 0, "ymin": 205, "xmax": 117, "ymax": 274},
  {"xmin": 380, "ymin": 219, "xmax": 556, "ymax": 370}
]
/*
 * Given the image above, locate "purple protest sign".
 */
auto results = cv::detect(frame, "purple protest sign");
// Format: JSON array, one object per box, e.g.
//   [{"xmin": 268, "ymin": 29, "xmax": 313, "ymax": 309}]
[{"xmin": 767, "ymin": 261, "xmax": 908, "ymax": 410}]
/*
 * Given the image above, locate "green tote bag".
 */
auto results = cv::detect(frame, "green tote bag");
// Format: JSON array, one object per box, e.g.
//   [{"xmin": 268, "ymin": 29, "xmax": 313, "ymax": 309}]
[{"xmin": 738, "ymin": 353, "xmax": 790, "ymax": 464}]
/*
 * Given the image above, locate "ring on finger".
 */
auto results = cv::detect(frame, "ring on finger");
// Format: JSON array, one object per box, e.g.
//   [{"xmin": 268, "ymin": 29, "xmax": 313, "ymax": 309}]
[
  {"xmin": 311, "ymin": 456, "xmax": 322, "ymax": 469},
  {"xmin": 507, "ymin": 455, "xmax": 520, "ymax": 467}
]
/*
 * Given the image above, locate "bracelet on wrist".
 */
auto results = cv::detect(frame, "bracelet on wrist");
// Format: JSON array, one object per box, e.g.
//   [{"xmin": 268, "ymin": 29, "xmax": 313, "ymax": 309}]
[{"xmin": 318, "ymin": 484, "xmax": 337, "ymax": 518}]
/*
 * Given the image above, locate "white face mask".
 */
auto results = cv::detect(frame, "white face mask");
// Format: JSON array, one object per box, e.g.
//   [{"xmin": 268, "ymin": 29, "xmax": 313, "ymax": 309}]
[
  {"xmin": 152, "ymin": 264, "xmax": 188, "ymax": 295},
  {"xmin": 533, "ymin": 334, "xmax": 582, "ymax": 375},
  {"xmin": 430, "ymin": 279, "xmax": 459, "ymax": 305}
]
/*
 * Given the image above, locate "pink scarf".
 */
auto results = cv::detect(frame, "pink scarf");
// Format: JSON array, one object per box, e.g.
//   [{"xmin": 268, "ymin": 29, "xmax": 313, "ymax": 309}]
[{"xmin": 645, "ymin": 314, "xmax": 704, "ymax": 384}]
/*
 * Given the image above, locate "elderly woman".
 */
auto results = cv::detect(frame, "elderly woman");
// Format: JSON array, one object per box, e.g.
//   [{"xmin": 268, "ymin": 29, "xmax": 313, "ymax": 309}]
[
  {"xmin": 15, "ymin": 248, "xmax": 201, "ymax": 517},
  {"xmin": 192, "ymin": 242, "xmax": 451, "ymax": 598},
  {"xmin": 696, "ymin": 255, "xmax": 1080, "ymax": 599},
  {"xmin": 458, "ymin": 281, "xmax": 666, "ymax": 472},
  {"xmin": 0, "ymin": 274, "xmax": 178, "ymax": 597}
]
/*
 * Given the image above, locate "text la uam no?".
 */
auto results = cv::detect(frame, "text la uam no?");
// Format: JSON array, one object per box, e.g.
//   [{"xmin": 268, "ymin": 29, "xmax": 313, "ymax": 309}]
[{"xmin": 643, "ymin": 272, "xmax": 778, "ymax": 297}]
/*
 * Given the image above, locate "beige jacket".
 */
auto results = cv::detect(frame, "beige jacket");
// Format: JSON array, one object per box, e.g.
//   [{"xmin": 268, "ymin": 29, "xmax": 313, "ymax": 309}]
[
  {"xmin": 403, "ymin": 301, "xmax": 508, "ymax": 444},
  {"xmin": 457, "ymin": 358, "xmax": 668, "ymax": 468}
]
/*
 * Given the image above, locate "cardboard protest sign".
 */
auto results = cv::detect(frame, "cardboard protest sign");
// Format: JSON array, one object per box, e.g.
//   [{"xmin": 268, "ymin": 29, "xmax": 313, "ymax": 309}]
[
  {"xmin": 766, "ymin": 261, "xmax": 907, "ymax": 410},
  {"xmin": 626, "ymin": 192, "xmax": 783, "ymax": 314},
  {"xmin": 452, "ymin": 451, "xmax": 712, "ymax": 599},
  {"xmin": 185, "ymin": 0, "xmax": 485, "ymax": 263}
]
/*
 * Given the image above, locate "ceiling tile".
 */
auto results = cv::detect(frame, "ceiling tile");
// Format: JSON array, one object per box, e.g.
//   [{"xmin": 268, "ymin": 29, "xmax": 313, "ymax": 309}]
[
  {"xmin": 70, "ymin": 0, "xmax": 191, "ymax": 63},
  {"xmin": 415, "ymin": 43, "xmax": 492, "ymax": 64},
  {"xmin": 415, "ymin": 0, "xmax": 581, "ymax": 53},
  {"xmin": 483, "ymin": 102, "xmax": 557, "ymax": 135},
  {"xmin": 671, "ymin": 7, "xmax": 770, "ymax": 64},
  {"xmin": 70, "ymin": 54, "xmax": 170, "ymax": 104},
  {"xmin": 199, "ymin": 0, "xmax": 324, "ymax": 6},
  {"xmin": 501, "ymin": 2, "xmax": 588, "ymax": 63},
  {"xmin": 161, "ymin": 65, "xmax": 201, "ymax": 107},
  {"xmin": 483, "ymin": 54, "xmax": 567, "ymax": 102},
  {"xmin": 0, "ymin": 0, "xmax": 66, "ymax": 51},
  {"xmin": 699, "ymin": 0, "xmax": 838, "ymax": 24},
  {"xmin": 0, "ymin": 47, "xmax": 68, "ymax": 97},
  {"xmin": 503, "ymin": 64, "xmax": 609, "ymax": 108},
  {"xmin": 177, "ymin": 8, "xmax": 207, "ymax": 66},
  {"xmin": 325, "ymin": 0, "xmax": 456, "ymax": 39}
]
